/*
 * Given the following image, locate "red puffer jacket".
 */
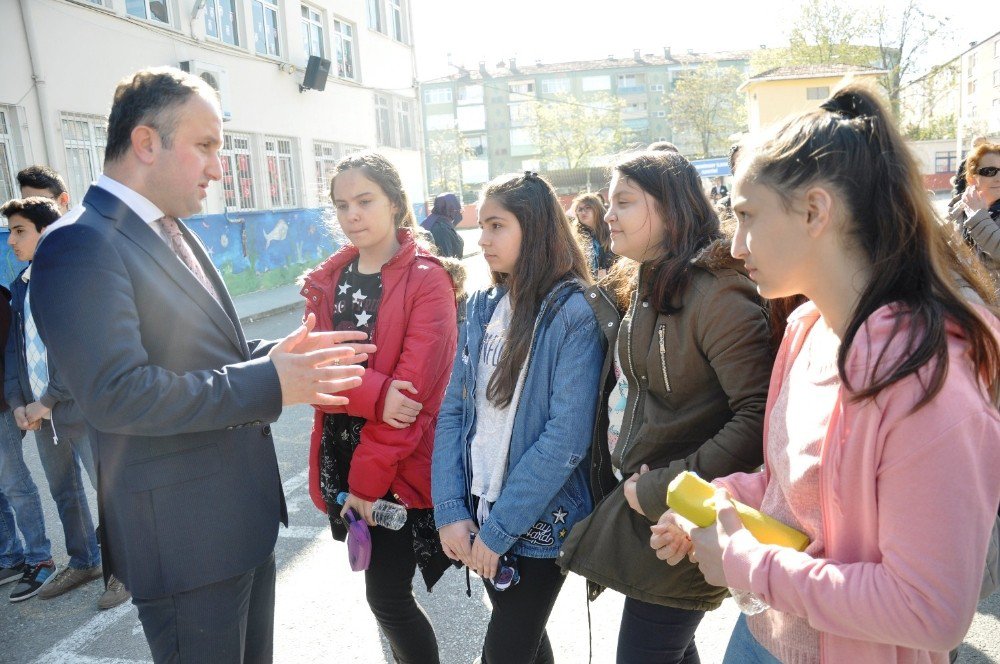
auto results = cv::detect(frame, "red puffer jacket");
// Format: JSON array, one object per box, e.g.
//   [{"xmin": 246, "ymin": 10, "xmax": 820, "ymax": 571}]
[{"xmin": 301, "ymin": 229, "xmax": 459, "ymax": 510}]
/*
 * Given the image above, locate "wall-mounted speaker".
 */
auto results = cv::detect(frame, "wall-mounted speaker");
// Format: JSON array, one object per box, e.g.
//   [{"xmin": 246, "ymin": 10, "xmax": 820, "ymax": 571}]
[{"xmin": 301, "ymin": 55, "xmax": 331, "ymax": 92}]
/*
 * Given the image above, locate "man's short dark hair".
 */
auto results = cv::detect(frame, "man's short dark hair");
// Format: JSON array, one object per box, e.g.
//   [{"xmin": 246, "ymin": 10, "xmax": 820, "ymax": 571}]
[
  {"xmin": 105, "ymin": 67, "xmax": 220, "ymax": 163},
  {"xmin": 0, "ymin": 197, "xmax": 63, "ymax": 232},
  {"xmin": 17, "ymin": 165, "xmax": 67, "ymax": 197},
  {"xmin": 648, "ymin": 141, "xmax": 679, "ymax": 153}
]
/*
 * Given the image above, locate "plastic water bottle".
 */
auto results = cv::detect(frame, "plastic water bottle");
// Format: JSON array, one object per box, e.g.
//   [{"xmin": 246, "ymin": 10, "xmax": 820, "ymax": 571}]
[
  {"xmin": 336, "ymin": 492, "xmax": 407, "ymax": 530},
  {"xmin": 731, "ymin": 588, "xmax": 769, "ymax": 615}
]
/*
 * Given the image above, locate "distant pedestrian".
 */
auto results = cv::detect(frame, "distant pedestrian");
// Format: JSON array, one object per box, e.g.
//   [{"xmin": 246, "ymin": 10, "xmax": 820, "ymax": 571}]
[
  {"xmin": 653, "ymin": 84, "xmax": 1000, "ymax": 664},
  {"xmin": 433, "ymin": 171, "xmax": 602, "ymax": 664},
  {"xmin": 949, "ymin": 141, "xmax": 1000, "ymax": 272},
  {"xmin": 303, "ymin": 152, "xmax": 461, "ymax": 664},
  {"xmin": 420, "ymin": 193, "xmax": 465, "ymax": 260},
  {"xmin": 569, "ymin": 192, "xmax": 616, "ymax": 279}
]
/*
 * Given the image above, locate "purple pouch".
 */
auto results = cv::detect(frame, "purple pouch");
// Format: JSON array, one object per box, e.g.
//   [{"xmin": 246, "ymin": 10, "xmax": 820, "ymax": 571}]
[{"xmin": 344, "ymin": 508, "xmax": 371, "ymax": 572}]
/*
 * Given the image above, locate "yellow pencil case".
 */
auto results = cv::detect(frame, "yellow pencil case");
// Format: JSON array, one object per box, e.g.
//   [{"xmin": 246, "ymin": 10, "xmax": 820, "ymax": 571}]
[{"xmin": 666, "ymin": 471, "xmax": 810, "ymax": 551}]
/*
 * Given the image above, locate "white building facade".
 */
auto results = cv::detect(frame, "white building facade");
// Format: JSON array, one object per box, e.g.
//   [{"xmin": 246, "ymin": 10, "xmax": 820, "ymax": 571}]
[{"xmin": 1, "ymin": 0, "xmax": 424, "ymax": 216}]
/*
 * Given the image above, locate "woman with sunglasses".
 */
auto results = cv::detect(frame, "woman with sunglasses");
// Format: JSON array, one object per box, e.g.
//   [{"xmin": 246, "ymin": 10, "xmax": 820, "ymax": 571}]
[{"xmin": 951, "ymin": 142, "xmax": 1000, "ymax": 271}]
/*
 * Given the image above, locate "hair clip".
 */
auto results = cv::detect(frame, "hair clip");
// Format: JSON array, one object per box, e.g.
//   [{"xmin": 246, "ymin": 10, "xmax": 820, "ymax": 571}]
[{"xmin": 523, "ymin": 170, "xmax": 539, "ymax": 180}]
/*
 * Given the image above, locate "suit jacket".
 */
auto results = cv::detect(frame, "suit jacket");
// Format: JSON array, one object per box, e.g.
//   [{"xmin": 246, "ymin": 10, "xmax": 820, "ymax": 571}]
[
  {"xmin": 30, "ymin": 185, "xmax": 288, "ymax": 599},
  {"xmin": 5, "ymin": 268, "xmax": 88, "ymax": 439}
]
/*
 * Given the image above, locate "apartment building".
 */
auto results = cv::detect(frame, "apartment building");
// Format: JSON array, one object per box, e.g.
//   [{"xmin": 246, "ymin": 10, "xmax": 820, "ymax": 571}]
[{"xmin": 419, "ymin": 48, "xmax": 749, "ymax": 200}]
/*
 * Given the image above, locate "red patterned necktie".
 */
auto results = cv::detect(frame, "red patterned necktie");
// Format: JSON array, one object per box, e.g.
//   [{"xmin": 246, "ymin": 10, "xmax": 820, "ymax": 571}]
[{"xmin": 154, "ymin": 216, "xmax": 221, "ymax": 303}]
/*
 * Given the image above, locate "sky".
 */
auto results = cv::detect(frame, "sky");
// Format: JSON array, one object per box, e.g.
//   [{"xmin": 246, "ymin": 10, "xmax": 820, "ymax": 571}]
[{"xmin": 410, "ymin": 0, "xmax": 989, "ymax": 81}]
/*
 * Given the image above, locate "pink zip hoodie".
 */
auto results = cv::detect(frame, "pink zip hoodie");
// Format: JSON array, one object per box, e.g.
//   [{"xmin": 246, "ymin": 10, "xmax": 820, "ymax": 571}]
[{"xmin": 718, "ymin": 301, "xmax": 1000, "ymax": 664}]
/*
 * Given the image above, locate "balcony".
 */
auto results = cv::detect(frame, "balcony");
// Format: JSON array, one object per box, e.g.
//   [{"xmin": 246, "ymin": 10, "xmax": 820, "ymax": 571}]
[{"xmin": 617, "ymin": 85, "xmax": 647, "ymax": 95}]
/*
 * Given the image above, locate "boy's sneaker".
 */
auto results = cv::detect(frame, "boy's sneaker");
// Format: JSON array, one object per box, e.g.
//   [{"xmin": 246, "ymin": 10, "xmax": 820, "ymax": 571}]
[
  {"xmin": 9, "ymin": 560, "xmax": 56, "ymax": 602},
  {"xmin": 38, "ymin": 564, "xmax": 101, "ymax": 600},
  {"xmin": 0, "ymin": 563, "xmax": 28, "ymax": 586}
]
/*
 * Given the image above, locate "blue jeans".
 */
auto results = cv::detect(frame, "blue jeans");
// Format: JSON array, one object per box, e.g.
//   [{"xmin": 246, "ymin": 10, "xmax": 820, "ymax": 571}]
[
  {"xmin": 722, "ymin": 614, "xmax": 783, "ymax": 664},
  {"xmin": 33, "ymin": 419, "xmax": 100, "ymax": 569},
  {"xmin": 0, "ymin": 408, "xmax": 51, "ymax": 567}
]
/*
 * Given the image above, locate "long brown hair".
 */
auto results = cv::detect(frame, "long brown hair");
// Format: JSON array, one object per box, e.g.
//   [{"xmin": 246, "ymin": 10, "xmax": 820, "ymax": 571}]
[
  {"xmin": 570, "ymin": 192, "xmax": 612, "ymax": 255},
  {"xmin": 606, "ymin": 151, "xmax": 724, "ymax": 313},
  {"xmin": 481, "ymin": 172, "xmax": 592, "ymax": 408},
  {"xmin": 743, "ymin": 84, "xmax": 1000, "ymax": 408}
]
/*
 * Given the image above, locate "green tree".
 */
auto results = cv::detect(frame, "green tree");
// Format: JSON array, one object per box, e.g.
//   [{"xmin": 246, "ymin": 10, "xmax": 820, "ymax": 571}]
[
  {"xmin": 531, "ymin": 93, "xmax": 625, "ymax": 170},
  {"xmin": 750, "ymin": 0, "xmax": 949, "ymax": 114},
  {"xmin": 903, "ymin": 114, "xmax": 956, "ymax": 140},
  {"xmin": 425, "ymin": 127, "xmax": 466, "ymax": 195},
  {"xmin": 666, "ymin": 63, "xmax": 746, "ymax": 159}
]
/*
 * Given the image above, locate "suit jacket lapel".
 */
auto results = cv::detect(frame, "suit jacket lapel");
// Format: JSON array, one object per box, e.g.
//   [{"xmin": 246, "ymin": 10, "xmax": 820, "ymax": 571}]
[
  {"xmin": 178, "ymin": 221, "xmax": 250, "ymax": 357},
  {"xmin": 85, "ymin": 188, "xmax": 246, "ymax": 357}
]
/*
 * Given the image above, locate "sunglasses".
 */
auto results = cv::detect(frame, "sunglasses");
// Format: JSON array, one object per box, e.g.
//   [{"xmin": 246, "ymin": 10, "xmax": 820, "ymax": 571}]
[{"xmin": 977, "ymin": 166, "xmax": 1000, "ymax": 177}]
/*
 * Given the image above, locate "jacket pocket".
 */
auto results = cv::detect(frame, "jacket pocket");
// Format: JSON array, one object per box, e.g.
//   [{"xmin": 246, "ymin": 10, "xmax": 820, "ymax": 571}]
[
  {"xmin": 124, "ymin": 443, "xmax": 222, "ymax": 492},
  {"xmin": 657, "ymin": 325, "xmax": 672, "ymax": 393}
]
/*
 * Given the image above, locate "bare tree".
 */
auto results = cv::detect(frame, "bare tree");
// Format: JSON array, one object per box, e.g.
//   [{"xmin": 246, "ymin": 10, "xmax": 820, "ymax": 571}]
[{"xmin": 872, "ymin": 0, "xmax": 950, "ymax": 114}]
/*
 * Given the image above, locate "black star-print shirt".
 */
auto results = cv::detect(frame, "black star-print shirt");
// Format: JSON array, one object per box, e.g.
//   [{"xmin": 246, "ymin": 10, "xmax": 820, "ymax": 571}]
[{"xmin": 319, "ymin": 257, "xmax": 383, "ymax": 537}]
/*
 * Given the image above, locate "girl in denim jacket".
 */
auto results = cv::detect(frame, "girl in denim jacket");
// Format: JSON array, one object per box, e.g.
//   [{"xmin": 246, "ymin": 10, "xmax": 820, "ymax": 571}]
[{"xmin": 432, "ymin": 172, "xmax": 603, "ymax": 664}]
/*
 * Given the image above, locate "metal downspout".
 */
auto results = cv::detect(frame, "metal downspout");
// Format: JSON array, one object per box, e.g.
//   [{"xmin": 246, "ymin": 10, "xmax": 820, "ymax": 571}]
[{"xmin": 17, "ymin": 0, "xmax": 60, "ymax": 167}]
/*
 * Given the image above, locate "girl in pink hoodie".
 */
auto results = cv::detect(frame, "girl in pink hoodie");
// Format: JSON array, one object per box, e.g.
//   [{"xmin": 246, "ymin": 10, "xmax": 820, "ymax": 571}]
[{"xmin": 652, "ymin": 84, "xmax": 1000, "ymax": 664}]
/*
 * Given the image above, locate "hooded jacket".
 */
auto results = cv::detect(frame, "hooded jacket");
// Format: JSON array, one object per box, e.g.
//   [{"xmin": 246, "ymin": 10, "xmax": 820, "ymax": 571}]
[
  {"xmin": 718, "ymin": 301, "xmax": 1000, "ymax": 664},
  {"xmin": 421, "ymin": 193, "xmax": 465, "ymax": 260},
  {"xmin": 302, "ymin": 229, "xmax": 463, "ymax": 510},
  {"xmin": 558, "ymin": 241, "xmax": 774, "ymax": 609}
]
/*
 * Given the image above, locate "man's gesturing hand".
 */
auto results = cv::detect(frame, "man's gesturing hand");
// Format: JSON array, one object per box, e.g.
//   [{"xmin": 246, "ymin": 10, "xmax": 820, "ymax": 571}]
[{"xmin": 270, "ymin": 313, "xmax": 376, "ymax": 406}]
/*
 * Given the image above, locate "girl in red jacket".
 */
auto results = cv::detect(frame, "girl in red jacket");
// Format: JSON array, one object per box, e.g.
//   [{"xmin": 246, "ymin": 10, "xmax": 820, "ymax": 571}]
[{"xmin": 301, "ymin": 152, "xmax": 460, "ymax": 664}]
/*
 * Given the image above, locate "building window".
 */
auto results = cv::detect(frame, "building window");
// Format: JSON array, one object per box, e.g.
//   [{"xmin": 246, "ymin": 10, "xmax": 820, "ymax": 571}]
[
  {"xmin": 301, "ymin": 5, "xmax": 325, "ymax": 60},
  {"xmin": 465, "ymin": 134, "xmax": 487, "ymax": 158},
  {"xmin": 375, "ymin": 94, "xmax": 393, "ymax": 146},
  {"xmin": 314, "ymin": 141, "xmax": 339, "ymax": 204},
  {"xmin": 60, "ymin": 113, "xmax": 107, "ymax": 204},
  {"xmin": 205, "ymin": 0, "xmax": 239, "ymax": 46},
  {"xmin": 456, "ymin": 105, "xmax": 486, "ymax": 132},
  {"xmin": 969, "ymin": 80, "xmax": 976, "ymax": 95},
  {"xmin": 220, "ymin": 133, "xmax": 256, "ymax": 211},
  {"xmin": 333, "ymin": 19, "xmax": 356, "ymax": 80},
  {"xmin": 508, "ymin": 101, "xmax": 534, "ymax": 126},
  {"xmin": 424, "ymin": 88, "xmax": 453, "ymax": 104},
  {"xmin": 388, "ymin": 0, "xmax": 406, "ymax": 42},
  {"xmin": 366, "ymin": 0, "xmax": 384, "ymax": 32},
  {"xmin": 126, "ymin": 0, "xmax": 170, "ymax": 25},
  {"xmin": 508, "ymin": 81, "xmax": 534, "ymax": 97},
  {"xmin": 457, "ymin": 85, "xmax": 483, "ymax": 105},
  {"xmin": 994, "ymin": 70, "xmax": 1000, "ymax": 88},
  {"xmin": 935, "ymin": 150, "xmax": 957, "ymax": 174},
  {"xmin": 650, "ymin": 83, "xmax": 665, "ymax": 92},
  {"xmin": 264, "ymin": 137, "xmax": 298, "ymax": 208},
  {"xmin": 969, "ymin": 53, "xmax": 977, "ymax": 76},
  {"xmin": 252, "ymin": 0, "xmax": 281, "ymax": 57},
  {"xmin": 426, "ymin": 113, "xmax": 456, "ymax": 131},
  {"xmin": 0, "ymin": 108, "xmax": 19, "ymax": 206},
  {"xmin": 806, "ymin": 86, "xmax": 830, "ymax": 100},
  {"xmin": 541, "ymin": 78, "xmax": 570, "ymax": 94},
  {"xmin": 395, "ymin": 98, "xmax": 414, "ymax": 149},
  {"xmin": 582, "ymin": 75, "xmax": 610, "ymax": 91}
]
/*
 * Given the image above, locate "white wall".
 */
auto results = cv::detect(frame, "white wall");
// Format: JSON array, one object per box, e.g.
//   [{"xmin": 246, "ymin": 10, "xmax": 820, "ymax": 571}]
[{"xmin": 0, "ymin": 0, "xmax": 424, "ymax": 211}]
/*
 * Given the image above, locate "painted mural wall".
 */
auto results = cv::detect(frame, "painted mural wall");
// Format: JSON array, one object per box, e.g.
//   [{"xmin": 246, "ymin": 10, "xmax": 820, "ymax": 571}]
[{"xmin": 0, "ymin": 208, "xmax": 342, "ymax": 297}]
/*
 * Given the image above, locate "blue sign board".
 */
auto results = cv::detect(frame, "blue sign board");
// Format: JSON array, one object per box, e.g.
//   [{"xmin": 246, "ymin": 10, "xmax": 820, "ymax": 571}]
[{"xmin": 690, "ymin": 158, "xmax": 731, "ymax": 178}]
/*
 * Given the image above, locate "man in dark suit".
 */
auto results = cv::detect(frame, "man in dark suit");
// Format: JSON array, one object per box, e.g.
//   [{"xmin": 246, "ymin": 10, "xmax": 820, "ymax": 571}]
[{"xmin": 29, "ymin": 67, "xmax": 373, "ymax": 662}]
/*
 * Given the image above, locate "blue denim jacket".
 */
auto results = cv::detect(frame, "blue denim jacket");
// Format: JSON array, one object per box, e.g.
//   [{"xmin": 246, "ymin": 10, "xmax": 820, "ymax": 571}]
[{"xmin": 432, "ymin": 280, "xmax": 603, "ymax": 558}]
